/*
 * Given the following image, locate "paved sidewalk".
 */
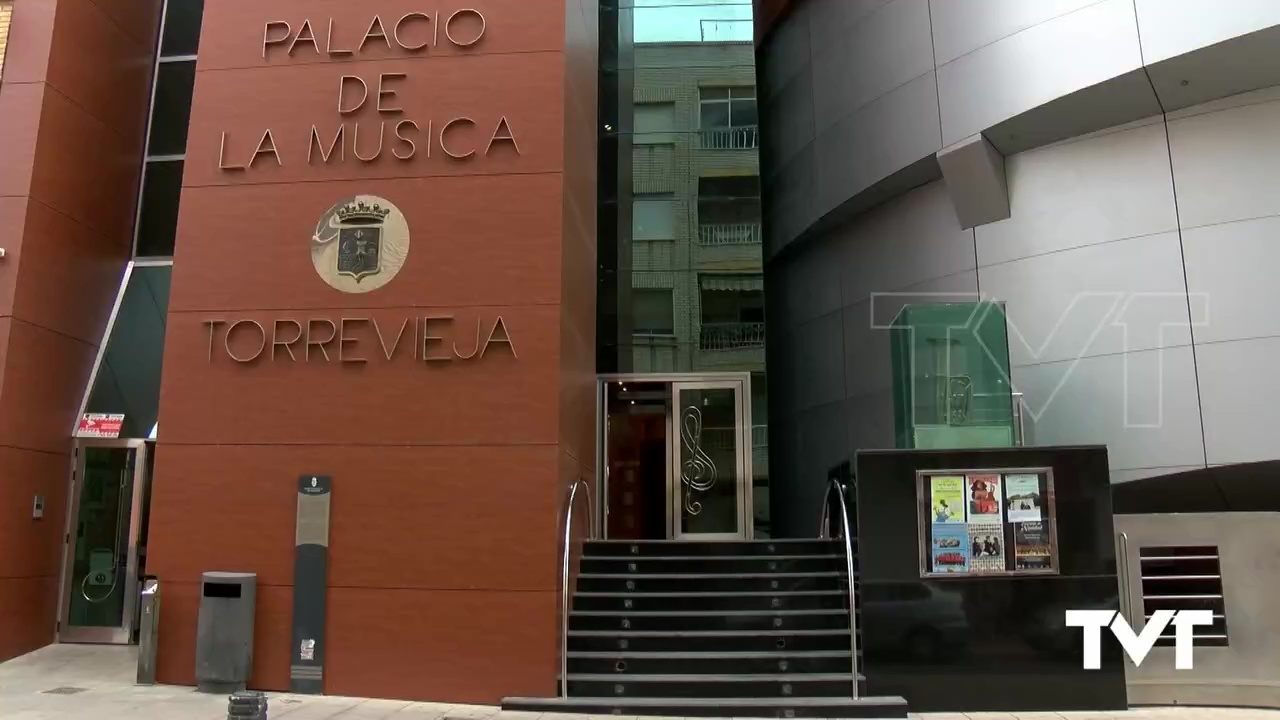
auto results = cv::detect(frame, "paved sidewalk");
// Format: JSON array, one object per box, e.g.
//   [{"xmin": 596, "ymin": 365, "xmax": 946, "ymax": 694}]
[{"xmin": 1, "ymin": 645, "xmax": 1277, "ymax": 720}]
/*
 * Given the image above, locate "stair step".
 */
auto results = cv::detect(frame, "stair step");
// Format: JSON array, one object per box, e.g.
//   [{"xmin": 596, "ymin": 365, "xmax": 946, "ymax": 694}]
[
  {"xmin": 567, "ymin": 650, "xmax": 854, "ymax": 675},
  {"xmin": 501, "ymin": 694, "xmax": 909, "ymax": 718},
  {"xmin": 570, "ymin": 609, "xmax": 851, "ymax": 632},
  {"xmin": 581, "ymin": 556, "xmax": 845, "ymax": 574},
  {"xmin": 565, "ymin": 672, "xmax": 861, "ymax": 699},
  {"xmin": 577, "ymin": 573, "xmax": 852, "ymax": 594},
  {"xmin": 569, "ymin": 628, "xmax": 853, "ymax": 653},
  {"xmin": 585, "ymin": 540, "xmax": 844, "ymax": 558},
  {"xmin": 573, "ymin": 590, "xmax": 848, "ymax": 612}
]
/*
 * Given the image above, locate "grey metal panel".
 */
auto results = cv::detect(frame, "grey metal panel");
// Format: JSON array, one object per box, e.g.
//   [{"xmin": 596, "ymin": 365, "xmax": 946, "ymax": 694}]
[
  {"xmin": 1183, "ymin": 215, "xmax": 1280, "ymax": 345},
  {"xmin": 982, "ymin": 232, "xmax": 1191, "ymax": 366},
  {"xmin": 936, "ymin": 133, "xmax": 1010, "ymax": 229},
  {"xmin": 1196, "ymin": 336, "xmax": 1280, "ymax": 466},
  {"xmin": 842, "ymin": 271, "xmax": 979, "ymax": 399},
  {"xmin": 814, "ymin": 72, "xmax": 943, "ymax": 221},
  {"xmin": 838, "ymin": 181, "xmax": 975, "ymax": 306},
  {"xmin": 806, "ymin": 0, "xmax": 895, "ymax": 57},
  {"xmin": 798, "ymin": 400, "xmax": 851, "ymax": 493},
  {"xmin": 765, "ymin": 141, "xmax": 819, "ymax": 257},
  {"xmin": 794, "ymin": 309, "xmax": 846, "ymax": 412},
  {"xmin": 761, "ymin": 1, "xmax": 813, "ymax": 97},
  {"xmin": 1110, "ymin": 465, "xmax": 1204, "ymax": 484},
  {"xmin": 936, "ymin": 0, "xmax": 1144, "ymax": 146},
  {"xmin": 809, "ymin": 0, "xmax": 934, "ymax": 134},
  {"xmin": 1114, "ymin": 512, "xmax": 1280, "ymax": 708},
  {"xmin": 846, "ymin": 389, "xmax": 896, "ymax": 455},
  {"xmin": 1134, "ymin": 0, "xmax": 1280, "ymax": 64},
  {"xmin": 781, "ymin": 235, "xmax": 843, "ymax": 326},
  {"xmin": 766, "ymin": 66, "xmax": 817, "ymax": 171},
  {"xmin": 982, "ymin": 68, "xmax": 1163, "ymax": 156},
  {"xmin": 1167, "ymin": 96, "xmax": 1280, "ymax": 229},
  {"xmin": 1144, "ymin": 23, "xmax": 1280, "ymax": 112},
  {"xmin": 929, "ymin": 0, "xmax": 1106, "ymax": 66},
  {"xmin": 977, "ymin": 122, "xmax": 1178, "ymax": 266},
  {"xmin": 1011, "ymin": 346, "xmax": 1205, "ymax": 472}
]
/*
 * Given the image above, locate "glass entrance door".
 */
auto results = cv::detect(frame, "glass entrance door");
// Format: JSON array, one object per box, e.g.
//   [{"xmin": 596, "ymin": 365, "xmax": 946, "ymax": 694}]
[
  {"xmin": 670, "ymin": 380, "xmax": 749, "ymax": 539},
  {"xmin": 59, "ymin": 440, "xmax": 149, "ymax": 644}
]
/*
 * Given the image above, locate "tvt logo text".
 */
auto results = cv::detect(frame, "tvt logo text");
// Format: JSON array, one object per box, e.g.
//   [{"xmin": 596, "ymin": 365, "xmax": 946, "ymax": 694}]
[{"xmin": 1065, "ymin": 609, "xmax": 1214, "ymax": 669}]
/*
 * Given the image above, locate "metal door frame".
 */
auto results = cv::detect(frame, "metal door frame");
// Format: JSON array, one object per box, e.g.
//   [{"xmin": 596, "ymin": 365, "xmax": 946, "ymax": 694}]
[
  {"xmin": 597, "ymin": 372, "xmax": 754, "ymax": 540},
  {"xmin": 57, "ymin": 439, "xmax": 149, "ymax": 644}
]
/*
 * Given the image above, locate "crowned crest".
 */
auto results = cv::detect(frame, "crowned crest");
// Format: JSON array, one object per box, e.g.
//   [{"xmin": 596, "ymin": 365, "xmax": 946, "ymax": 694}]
[
  {"xmin": 312, "ymin": 195, "xmax": 410, "ymax": 294},
  {"xmin": 335, "ymin": 200, "xmax": 391, "ymax": 283}
]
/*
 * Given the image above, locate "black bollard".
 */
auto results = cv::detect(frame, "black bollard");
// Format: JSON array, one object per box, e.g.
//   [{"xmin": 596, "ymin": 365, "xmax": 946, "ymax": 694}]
[{"xmin": 227, "ymin": 690, "xmax": 268, "ymax": 720}]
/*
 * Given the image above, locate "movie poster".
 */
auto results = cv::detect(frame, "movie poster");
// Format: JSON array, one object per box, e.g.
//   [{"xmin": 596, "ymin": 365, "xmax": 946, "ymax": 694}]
[
  {"xmin": 966, "ymin": 473, "xmax": 1003, "ymax": 524},
  {"xmin": 931, "ymin": 523, "xmax": 969, "ymax": 574},
  {"xmin": 967, "ymin": 522, "xmax": 1006, "ymax": 572},
  {"xmin": 930, "ymin": 475, "xmax": 965, "ymax": 524},
  {"xmin": 1014, "ymin": 521, "xmax": 1052, "ymax": 570},
  {"xmin": 1005, "ymin": 473, "xmax": 1043, "ymax": 522}
]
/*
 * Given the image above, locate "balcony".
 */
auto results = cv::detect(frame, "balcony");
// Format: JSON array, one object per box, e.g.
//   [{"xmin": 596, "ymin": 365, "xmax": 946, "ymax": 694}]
[
  {"xmin": 699, "ymin": 126, "xmax": 759, "ymax": 150},
  {"xmin": 699, "ymin": 223, "xmax": 762, "ymax": 246},
  {"xmin": 700, "ymin": 322, "xmax": 765, "ymax": 351}
]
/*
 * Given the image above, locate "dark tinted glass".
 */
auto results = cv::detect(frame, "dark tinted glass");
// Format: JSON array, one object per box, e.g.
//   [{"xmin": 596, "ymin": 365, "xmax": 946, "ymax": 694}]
[
  {"xmin": 148, "ymin": 61, "xmax": 196, "ymax": 156},
  {"xmin": 135, "ymin": 161, "xmax": 184, "ymax": 257},
  {"xmin": 161, "ymin": 0, "xmax": 205, "ymax": 57}
]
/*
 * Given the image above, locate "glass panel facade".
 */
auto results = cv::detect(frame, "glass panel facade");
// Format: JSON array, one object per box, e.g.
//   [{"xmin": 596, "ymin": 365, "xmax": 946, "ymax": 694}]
[
  {"xmin": 83, "ymin": 266, "xmax": 173, "ymax": 440},
  {"xmin": 890, "ymin": 302, "xmax": 1016, "ymax": 450},
  {"xmin": 148, "ymin": 61, "xmax": 196, "ymax": 156},
  {"xmin": 160, "ymin": 0, "xmax": 205, "ymax": 57},
  {"xmin": 599, "ymin": 0, "xmax": 768, "ymax": 532}
]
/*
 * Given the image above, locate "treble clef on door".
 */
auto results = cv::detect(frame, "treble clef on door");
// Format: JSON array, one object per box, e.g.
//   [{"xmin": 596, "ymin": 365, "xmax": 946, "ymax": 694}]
[{"xmin": 680, "ymin": 404, "xmax": 717, "ymax": 515}]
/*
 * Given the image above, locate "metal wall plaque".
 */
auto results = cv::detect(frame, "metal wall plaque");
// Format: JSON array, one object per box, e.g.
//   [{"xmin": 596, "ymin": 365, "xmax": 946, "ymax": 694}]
[{"xmin": 290, "ymin": 475, "xmax": 331, "ymax": 694}]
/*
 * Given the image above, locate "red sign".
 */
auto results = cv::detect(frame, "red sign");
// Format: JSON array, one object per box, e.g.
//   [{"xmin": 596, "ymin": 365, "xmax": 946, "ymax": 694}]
[{"xmin": 77, "ymin": 413, "xmax": 125, "ymax": 439}]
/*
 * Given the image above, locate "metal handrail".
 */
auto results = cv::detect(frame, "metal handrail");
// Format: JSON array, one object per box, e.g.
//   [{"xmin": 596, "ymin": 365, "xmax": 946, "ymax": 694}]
[
  {"xmin": 559, "ymin": 478, "xmax": 594, "ymax": 698},
  {"xmin": 817, "ymin": 478, "xmax": 860, "ymax": 699}
]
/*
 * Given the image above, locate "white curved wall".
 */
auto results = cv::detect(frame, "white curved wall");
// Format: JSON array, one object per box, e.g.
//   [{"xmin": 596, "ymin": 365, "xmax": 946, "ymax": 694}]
[
  {"xmin": 760, "ymin": 0, "xmax": 1280, "ymax": 253},
  {"xmin": 767, "ymin": 84, "xmax": 1280, "ymax": 503}
]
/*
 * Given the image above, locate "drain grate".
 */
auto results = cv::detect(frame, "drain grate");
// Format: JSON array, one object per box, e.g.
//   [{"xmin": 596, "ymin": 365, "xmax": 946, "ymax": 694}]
[{"xmin": 43, "ymin": 687, "xmax": 88, "ymax": 695}]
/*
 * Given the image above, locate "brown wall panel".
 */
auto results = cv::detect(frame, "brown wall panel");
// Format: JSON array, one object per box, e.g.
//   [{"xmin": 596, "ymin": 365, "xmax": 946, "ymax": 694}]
[
  {"xmin": 0, "ymin": 318, "xmax": 95, "ymax": 455},
  {"xmin": 168, "ymin": 176, "xmax": 565, "ymax": 312},
  {"xmin": 0, "ymin": 83, "xmax": 41, "ymax": 199},
  {"xmin": 0, "ymin": 447, "xmax": 68, "ymax": 579},
  {"xmin": 0, "ymin": 0, "xmax": 56, "ymax": 84},
  {"xmin": 147, "ymin": 444, "xmax": 560, "ymax": 590},
  {"xmin": 158, "ymin": 305, "xmax": 557, "ymax": 446},
  {"xmin": 151, "ymin": 0, "xmax": 592, "ymax": 700},
  {"xmin": 0, "ymin": 577, "xmax": 57, "ymax": 661},
  {"xmin": 184, "ymin": 53, "xmax": 564, "ymax": 188},
  {"xmin": 43, "ymin": 0, "xmax": 154, "ymax": 144},
  {"xmin": 0, "ymin": 198, "xmax": 25, "ymax": 316},
  {"xmin": 197, "ymin": 0, "xmax": 564, "ymax": 71},
  {"xmin": 11, "ymin": 199, "xmax": 128, "ymax": 344},
  {"xmin": 87, "ymin": 0, "xmax": 163, "ymax": 51},
  {"xmin": 324, "ymin": 588, "xmax": 558, "ymax": 703},
  {"xmin": 25, "ymin": 86, "xmax": 141, "ymax": 244},
  {"xmin": 0, "ymin": 0, "xmax": 161, "ymax": 663}
]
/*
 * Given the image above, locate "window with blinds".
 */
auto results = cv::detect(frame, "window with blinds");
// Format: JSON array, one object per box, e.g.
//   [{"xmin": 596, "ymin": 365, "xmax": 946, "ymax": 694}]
[{"xmin": 1138, "ymin": 545, "xmax": 1230, "ymax": 648}]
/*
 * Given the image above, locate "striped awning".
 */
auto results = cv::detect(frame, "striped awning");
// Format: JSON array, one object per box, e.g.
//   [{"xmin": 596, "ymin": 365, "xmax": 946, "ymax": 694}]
[{"xmin": 700, "ymin": 274, "xmax": 764, "ymax": 292}]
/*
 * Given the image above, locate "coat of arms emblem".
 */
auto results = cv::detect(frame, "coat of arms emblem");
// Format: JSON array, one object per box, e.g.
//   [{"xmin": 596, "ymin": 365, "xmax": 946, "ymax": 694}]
[
  {"xmin": 311, "ymin": 195, "xmax": 410, "ymax": 294},
  {"xmin": 335, "ymin": 201, "xmax": 390, "ymax": 283}
]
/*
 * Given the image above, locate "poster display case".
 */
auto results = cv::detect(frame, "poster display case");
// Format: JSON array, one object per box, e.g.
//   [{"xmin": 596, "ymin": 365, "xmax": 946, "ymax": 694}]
[{"xmin": 916, "ymin": 467, "xmax": 1059, "ymax": 578}]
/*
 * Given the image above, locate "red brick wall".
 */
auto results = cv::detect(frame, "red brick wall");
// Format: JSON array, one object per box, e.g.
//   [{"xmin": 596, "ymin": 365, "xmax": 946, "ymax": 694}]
[
  {"xmin": 0, "ymin": 0, "xmax": 159, "ymax": 662},
  {"xmin": 150, "ymin": 0, "xmax": 596, "ymax": 702}
]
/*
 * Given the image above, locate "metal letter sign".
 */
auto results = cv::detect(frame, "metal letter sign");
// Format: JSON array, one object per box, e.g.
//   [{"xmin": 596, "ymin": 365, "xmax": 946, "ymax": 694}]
[{"xmin": 290, "ymin": 475, "xmax": 332, "ymax": 693}]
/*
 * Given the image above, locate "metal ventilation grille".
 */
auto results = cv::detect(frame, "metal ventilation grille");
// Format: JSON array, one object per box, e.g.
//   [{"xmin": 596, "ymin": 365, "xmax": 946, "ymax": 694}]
[{"xmin": 1139, "ymin": 545, "xmax": 1229, "ymax": 648}]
